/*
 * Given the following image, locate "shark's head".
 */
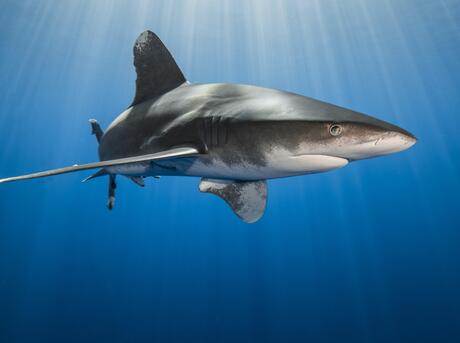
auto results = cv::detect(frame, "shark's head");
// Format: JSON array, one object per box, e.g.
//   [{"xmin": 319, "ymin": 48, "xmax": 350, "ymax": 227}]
[
  {"xmin": 311, "ymin": 116, "xmax": 417, "ymax": 161},
  {"xmin": 286, "ymin": 97, "xmax": 417, "ymax": 162},
  {"xmin": 216, "ymin": 88, "xmax": 417, "ymax": 178},
  {"xmin": 257, "ymin": 94, "xmax": 417, "ymax": 176}
]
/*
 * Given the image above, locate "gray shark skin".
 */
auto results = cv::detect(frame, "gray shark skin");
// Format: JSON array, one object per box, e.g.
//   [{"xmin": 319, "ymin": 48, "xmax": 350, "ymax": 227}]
[
  {"xmin": 100, "ymin": 82, "xmax": 415, "ymax": 181},
  {"xmin": 0, "ymin": 30, "xmax": 416, "ymax": 223}
]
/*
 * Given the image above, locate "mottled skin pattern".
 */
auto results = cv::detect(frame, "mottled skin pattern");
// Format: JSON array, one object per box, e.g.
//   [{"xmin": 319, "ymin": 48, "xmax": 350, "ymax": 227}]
[
  {"xmin": 199, "ymin": 179, "xmax": 267, "ymax": 223},
  {"xmin": 99, "ymin": 83, "xmax": 414, "ymax": 181}
]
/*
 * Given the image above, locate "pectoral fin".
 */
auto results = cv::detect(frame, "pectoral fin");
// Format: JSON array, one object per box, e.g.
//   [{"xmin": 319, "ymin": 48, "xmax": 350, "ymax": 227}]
[
  {"xmin": 0, "ymin": 147, "xmax": 199, "ymax": 184},
  {"xmin": 199, "ymin": 178, "xmax": 267, "ymax": 223}
]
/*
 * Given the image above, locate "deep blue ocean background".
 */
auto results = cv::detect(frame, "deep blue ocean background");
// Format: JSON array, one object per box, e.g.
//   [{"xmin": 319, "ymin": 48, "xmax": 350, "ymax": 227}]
[{"xmin": 0, "ymin": 1, "xmax": 459, "ymax": 342}]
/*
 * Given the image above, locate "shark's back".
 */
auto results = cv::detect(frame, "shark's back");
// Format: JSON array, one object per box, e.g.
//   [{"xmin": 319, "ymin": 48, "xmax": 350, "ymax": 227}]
[
  {"xmin": 108, "ymin": 83, "xmax": 330, "ymax": 129},
  {"xmin": 125, "ymin": 82, "xmax": 386, "ymax": 125}
]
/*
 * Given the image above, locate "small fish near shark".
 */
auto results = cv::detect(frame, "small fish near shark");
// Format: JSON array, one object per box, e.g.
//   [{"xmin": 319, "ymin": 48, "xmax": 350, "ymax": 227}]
[{"xmin": 0, "ymin": 30, "xmax": 416, "ymax": 223}]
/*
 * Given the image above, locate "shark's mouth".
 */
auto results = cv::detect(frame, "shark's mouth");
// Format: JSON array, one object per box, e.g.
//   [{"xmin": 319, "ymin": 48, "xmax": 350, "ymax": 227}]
[{"xmin": 274, "ymin": 154, "xmax": 349, "ymax": 175}]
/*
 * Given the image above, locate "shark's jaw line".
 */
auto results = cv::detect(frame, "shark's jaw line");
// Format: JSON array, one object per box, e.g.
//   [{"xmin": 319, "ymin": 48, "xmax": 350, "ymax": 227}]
[{"xmin": 142, "ymin": 151, "xmax": 350, "ymax": 181}]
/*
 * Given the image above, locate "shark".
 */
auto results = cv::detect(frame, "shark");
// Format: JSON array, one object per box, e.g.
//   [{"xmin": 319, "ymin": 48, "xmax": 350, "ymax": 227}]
[{"xmin": 0, "ymin": 30, "xmax": 416, "ymax": 223}]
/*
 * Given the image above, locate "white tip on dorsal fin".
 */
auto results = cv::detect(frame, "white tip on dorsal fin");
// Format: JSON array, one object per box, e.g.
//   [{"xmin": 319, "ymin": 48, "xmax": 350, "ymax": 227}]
[
  {"xmin": 131, "ymin": 30, "xmax": 186, "ymax": 107},
  {"xmin": 199, "ymin": 178, "xmax": 268, "ymax": 223}
]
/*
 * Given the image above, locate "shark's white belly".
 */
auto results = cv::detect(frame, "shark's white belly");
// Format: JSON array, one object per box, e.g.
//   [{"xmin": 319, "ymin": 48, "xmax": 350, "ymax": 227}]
[
  {"xmin": 106, "ymin": 149, "xmax": 348, "ymax": 181},
  {"xmin": 183, "ymin": 151, "xmax": 348, "ymax": 180}
]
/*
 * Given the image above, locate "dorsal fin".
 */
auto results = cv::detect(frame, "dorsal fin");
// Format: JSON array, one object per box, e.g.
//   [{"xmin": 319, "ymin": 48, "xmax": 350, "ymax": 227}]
[
  {"xmin": 199, "ymin": 179, "xmax": 268, "ymax": 223},
  {"xmin": 130, "ymin": 30, "xmax": 186, "ymax": 107}
]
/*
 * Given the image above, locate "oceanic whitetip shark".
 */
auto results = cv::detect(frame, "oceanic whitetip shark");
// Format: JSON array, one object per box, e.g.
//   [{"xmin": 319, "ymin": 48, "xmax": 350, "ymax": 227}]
[{"xmin": 0, "ymin": 31, "xmax": 416, "ymax": 223}]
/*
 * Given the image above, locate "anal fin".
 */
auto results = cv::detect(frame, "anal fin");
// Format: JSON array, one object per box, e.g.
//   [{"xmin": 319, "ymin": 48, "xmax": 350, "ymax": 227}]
[
  {"xmin": 129, "ymin": 176, "xmax": 145, "ymax": 187},
  {"xmin": 199, "ymin": 178, "xmax": 267, "ymax": 223}
]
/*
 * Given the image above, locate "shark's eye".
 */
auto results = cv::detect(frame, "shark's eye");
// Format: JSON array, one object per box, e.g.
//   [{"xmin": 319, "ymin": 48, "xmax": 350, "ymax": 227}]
[{"xmin": 329, "ymin": 124, "xmax": 343, "ymax": 136}]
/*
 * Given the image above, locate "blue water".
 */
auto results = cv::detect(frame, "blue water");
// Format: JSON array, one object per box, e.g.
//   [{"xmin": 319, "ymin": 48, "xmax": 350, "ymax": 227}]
[{"xmin": 0, "ymin": 1, "xmax": 459, "ymax": 342}]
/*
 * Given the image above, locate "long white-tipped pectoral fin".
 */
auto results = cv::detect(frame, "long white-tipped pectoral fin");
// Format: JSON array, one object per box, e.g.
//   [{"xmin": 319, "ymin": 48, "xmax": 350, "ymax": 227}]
[{"xmin": 0, "ymin": 147, "xmax": 199, "ymax": 184}]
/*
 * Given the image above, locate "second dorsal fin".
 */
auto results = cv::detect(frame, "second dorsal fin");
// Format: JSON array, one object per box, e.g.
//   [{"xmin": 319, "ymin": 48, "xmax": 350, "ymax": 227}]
[{"xmin": 130, "ymin": 30, "xmax": 186, "ymax": 107}]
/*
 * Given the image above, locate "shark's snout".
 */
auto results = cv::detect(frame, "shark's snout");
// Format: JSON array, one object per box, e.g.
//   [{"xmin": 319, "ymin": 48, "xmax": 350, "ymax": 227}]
[
  {"xmin": 344, "ymin": 127, "xmax": 416, "ymax": 160},
  {"xmin": 374, "ymin": 130, "xmax": 416, "ymax": 154}
]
